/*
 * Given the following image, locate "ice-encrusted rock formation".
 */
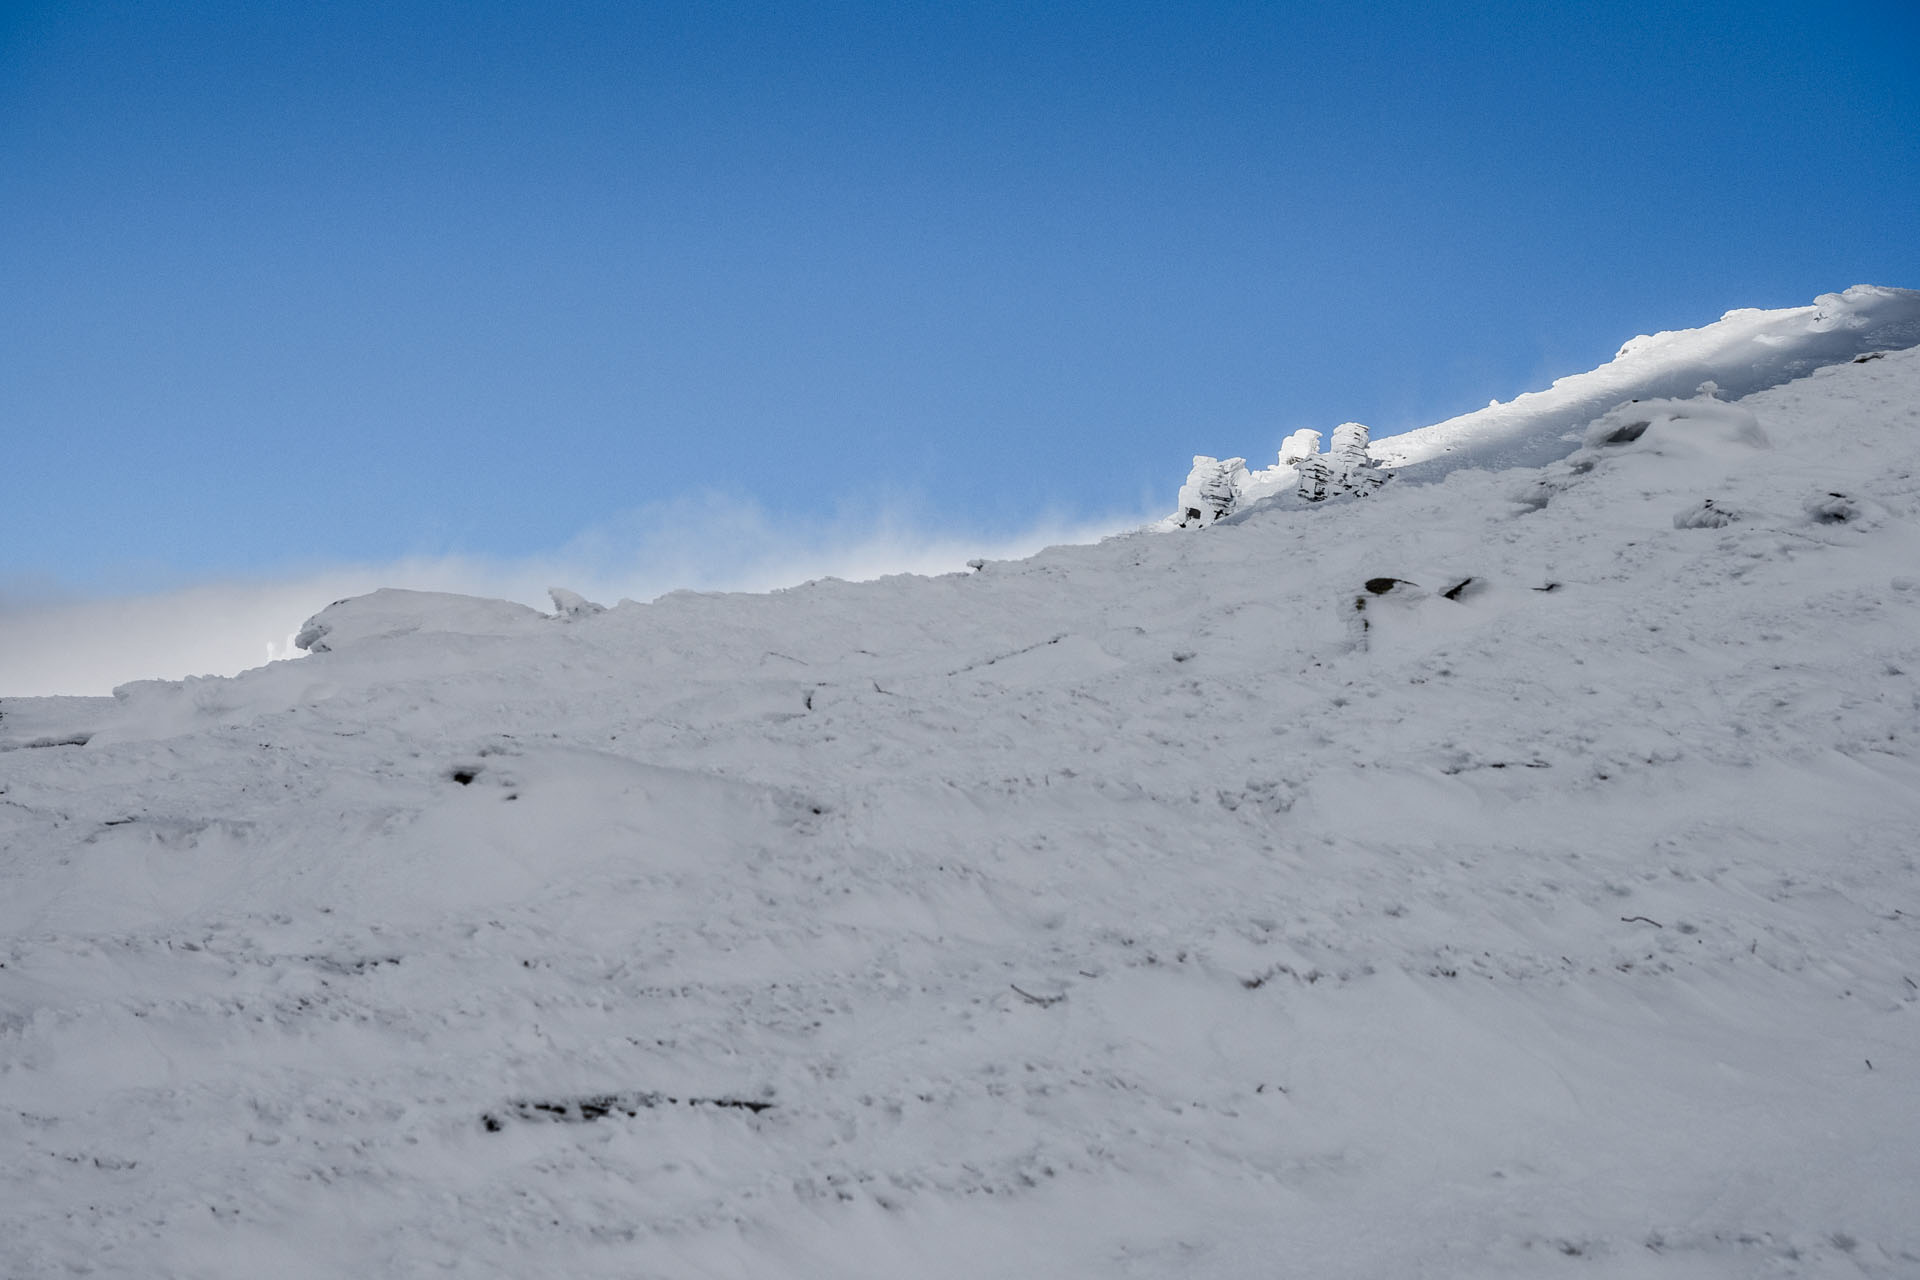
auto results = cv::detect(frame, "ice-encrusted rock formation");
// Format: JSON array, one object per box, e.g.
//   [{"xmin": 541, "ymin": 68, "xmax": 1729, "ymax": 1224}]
[
  {"xmin": 1278, "ymin": 429, "xmax": 1321, "ymax": 465},
  {"xmin": 1329, "ymin": 421, "xmax": 1373, "ymax": 472},
  {"xmin": 1175, "ymin": 455, "xmax": 1249, "ymax": 527},
  {"xmin": 1172, "ymin": 423, "xmax": 1381, "ymax": 524}
]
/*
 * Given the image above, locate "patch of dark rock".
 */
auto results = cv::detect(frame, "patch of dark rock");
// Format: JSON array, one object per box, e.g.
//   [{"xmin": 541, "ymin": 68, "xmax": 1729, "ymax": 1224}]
[
  {"xmin": 2, "ymin": 733, "xmax": 92, "ymax": 752},
  {"xmin": 1441, "ymin": 577, "xmax": 1474, "ymax": 601},
  {"xmin": 449, "ymin": 768, "xmax": 479, "ymax": 785},
  {"xmin": 1364, "ymin": 577, "xmax": 1412, "ymax": 595},
  {"xmin": 1674, "ymin": 498, "xmax": 1736, "ymax": 529},
  {"xmin": 484, "ymin": 1091, "xmax": 774, "ymax": 1130},
  {"xmin": 1852, "ymin": 351, "xmax": 1886, "ymax": 363},
  {"xmin": 1807, "ymin": 492, "xmax": 1860, "ymax": 524},
  {"xmin": 947, "ymin": 632, "xmax": 1068, "ymax": 676},
  {"xmin": 1241, "ymin": 963, "xmax": 1326, "ymax": 989},
  {"xmin": 1442, "ymin": 759, "xmax": 1551, "ymax": 775},
  {"xmin": 1532, "ymin": 582, "xmax": 1562, "ymax": 592},
  {"xmin": 306, "ymin": 954, "xmax": 402, "ymax": 976},
  {"xmin": 59, "ymin": 1153, "xmax": 137, "ymax": 1171},
  {"xmin": 1599, "ymin": 419, "xmax": 1651, "ymax": 445}
]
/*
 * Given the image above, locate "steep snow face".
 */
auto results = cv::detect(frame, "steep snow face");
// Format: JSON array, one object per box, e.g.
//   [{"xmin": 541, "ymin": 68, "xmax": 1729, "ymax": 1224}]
[{"xmin": 5, "ymin": 348, "xmax": 1920, "ymax": 1277}]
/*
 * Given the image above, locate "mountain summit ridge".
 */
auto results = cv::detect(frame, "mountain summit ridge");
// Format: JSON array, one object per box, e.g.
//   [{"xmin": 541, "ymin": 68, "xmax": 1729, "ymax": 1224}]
[{"xmin": 1167, "ymin": 284, "xmax": 1920, "ymax": 528}]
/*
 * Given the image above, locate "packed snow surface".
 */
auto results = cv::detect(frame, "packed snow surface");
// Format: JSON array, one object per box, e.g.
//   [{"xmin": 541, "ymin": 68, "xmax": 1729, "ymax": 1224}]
[{"xmin": 6, "ymin": 330, "xmax": 1920, "ymax": 1276}]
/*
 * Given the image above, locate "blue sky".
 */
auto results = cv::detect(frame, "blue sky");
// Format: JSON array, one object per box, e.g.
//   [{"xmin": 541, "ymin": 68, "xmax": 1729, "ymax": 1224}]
[{"xmin": 4, "ymin": 0, "xmax": 1918, "ymax": 607}]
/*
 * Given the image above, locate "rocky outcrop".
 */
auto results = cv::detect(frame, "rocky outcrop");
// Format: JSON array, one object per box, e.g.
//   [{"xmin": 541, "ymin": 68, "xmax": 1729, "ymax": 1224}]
[{"xmin": 1174, "ymin": 423, "xmax": 1383, "ymax": 523}]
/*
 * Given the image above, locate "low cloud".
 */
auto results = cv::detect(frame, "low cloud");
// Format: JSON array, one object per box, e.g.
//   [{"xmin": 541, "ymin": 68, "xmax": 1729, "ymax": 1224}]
[{"xmin": 0, "ymin": 497, "xmax": 1148, "ymax": 697}]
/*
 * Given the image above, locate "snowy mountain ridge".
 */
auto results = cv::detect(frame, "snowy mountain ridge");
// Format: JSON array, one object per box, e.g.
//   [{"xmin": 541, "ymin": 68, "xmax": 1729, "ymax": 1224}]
[
  {"xmin": 1170, "ymin": 284, "xmax": 1920, "ymax": 527},
  {"xmin": 5, "ymin": 300, "xmax": 1920, "ymax": 1277}
]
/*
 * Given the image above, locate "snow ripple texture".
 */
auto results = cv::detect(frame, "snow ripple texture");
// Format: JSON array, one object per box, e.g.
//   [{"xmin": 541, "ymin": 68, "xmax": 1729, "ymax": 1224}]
[{"xmin": 5, "ymin": 348, "xmax": 1920, "ymax": 1277}]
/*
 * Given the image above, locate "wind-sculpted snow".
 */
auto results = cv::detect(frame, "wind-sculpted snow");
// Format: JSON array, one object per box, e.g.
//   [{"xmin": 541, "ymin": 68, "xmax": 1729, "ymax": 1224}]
[{"xmin": 5, "ymin": 348, "xmax": 1920, "ymax": 1276}]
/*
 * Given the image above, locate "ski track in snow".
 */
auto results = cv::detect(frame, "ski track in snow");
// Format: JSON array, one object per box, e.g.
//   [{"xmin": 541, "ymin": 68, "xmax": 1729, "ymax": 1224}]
[{"xmin": 5, "ymin": 341, "xmax": 1920, "ymax": 1276}]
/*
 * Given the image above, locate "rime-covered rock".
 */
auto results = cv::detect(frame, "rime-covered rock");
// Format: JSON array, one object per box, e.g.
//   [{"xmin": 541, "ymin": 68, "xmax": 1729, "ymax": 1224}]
[
  {"xmin": 1329, "ymin": 422, "xmax": 1386, "ymax": 496},
  {"xmin": 1296, "ymin": 454, "xmax": 1334, "ymax": 503},
  {"xmin": 1174, "ymin": 423, "xmax": 1383, "ymax": 520},
  {"xmin": 1329, "ymin": 422, "xmax": 1372, "ymax": 470},
  {"xmin": 1278, "ymin": 429, "xmax": 1322, "ymax": 466},
  {"xmin": 1176, "ymin": 455, "xmax": 1248, "ymax": 527}
]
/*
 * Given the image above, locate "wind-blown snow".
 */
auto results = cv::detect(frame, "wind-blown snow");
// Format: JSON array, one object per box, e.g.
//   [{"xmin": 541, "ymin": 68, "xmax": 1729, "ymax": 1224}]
[{"xmin": 5, "ymin": 324, "xmax": 1920, "ymax": 1277}]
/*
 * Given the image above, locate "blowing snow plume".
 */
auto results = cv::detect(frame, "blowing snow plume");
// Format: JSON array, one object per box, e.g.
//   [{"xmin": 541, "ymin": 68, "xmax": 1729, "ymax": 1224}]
[{"xmin": 0, "ymin": 506, "xmax": 1139, "ymax": 697}]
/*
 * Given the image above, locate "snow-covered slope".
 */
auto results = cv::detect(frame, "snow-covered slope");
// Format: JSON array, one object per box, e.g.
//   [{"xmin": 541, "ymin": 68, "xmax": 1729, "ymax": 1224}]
[{"xmin": 5, "ymin": 343, "xmax": 1920, "ymax": 1277}]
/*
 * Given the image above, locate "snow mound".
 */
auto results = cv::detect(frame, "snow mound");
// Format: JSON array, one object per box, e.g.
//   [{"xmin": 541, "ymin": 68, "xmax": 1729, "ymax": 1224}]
[
  {"xmin": 294, "ymin": 588, "xmax": 550, "ymax": 654},
  {"xmin": 547, "ymin": 586, "xmax": 607, "ymax": 620},
  {"xmin": 1575, "ymin": 387, "xmax": 1772, "ymax": 456}
]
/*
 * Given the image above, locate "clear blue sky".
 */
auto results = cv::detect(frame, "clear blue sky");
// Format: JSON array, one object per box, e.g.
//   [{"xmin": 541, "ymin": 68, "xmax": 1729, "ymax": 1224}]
[{"xmin": 4, "ymin": 0, "xmax": 1917, "ymax": 598}]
